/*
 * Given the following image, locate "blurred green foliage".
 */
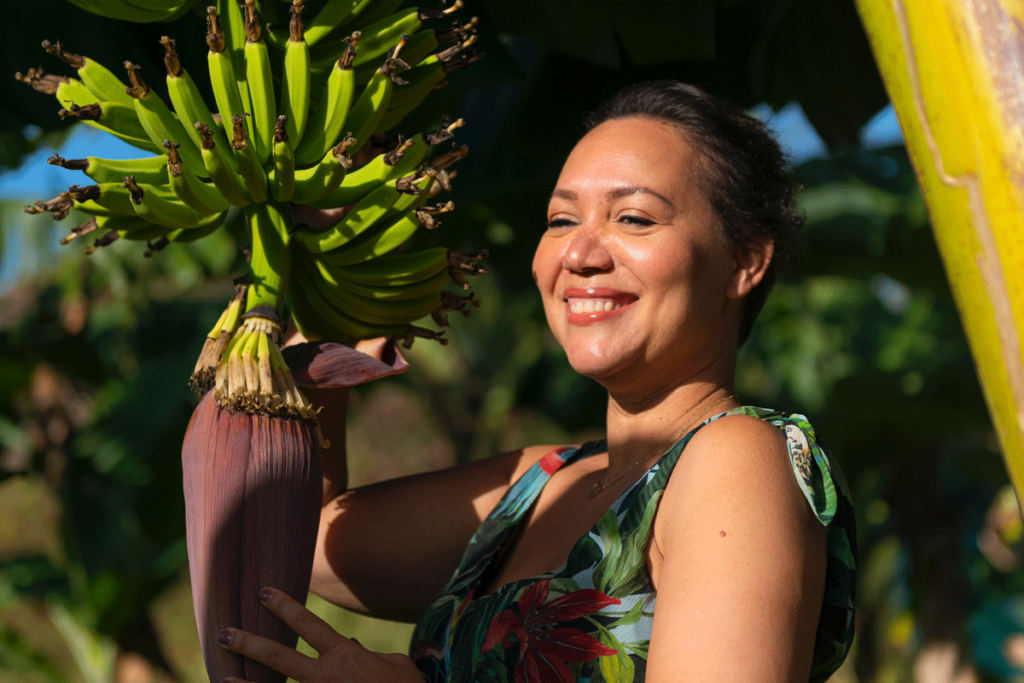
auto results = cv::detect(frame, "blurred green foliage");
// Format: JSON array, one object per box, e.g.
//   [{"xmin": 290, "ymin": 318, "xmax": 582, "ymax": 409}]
[{"xmin": 0, "ymin": 1, "xmax": 1020, "ymax": 682}]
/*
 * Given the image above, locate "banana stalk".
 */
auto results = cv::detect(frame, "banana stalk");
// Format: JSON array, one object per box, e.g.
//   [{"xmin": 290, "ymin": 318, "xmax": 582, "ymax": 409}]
[{"xmin": 855, "ymin": 0, "xmax": 1024, "ymax": 499}]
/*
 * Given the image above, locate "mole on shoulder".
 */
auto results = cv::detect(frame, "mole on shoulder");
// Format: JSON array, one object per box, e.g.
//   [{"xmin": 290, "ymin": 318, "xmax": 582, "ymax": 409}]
[{"xmin": 719, "ymin": 531, "xmax": 727, "ymax": 537}]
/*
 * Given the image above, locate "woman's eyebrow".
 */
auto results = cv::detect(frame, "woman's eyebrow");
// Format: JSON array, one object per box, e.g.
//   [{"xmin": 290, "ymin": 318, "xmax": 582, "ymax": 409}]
[
  {"xmin": 549, "ymin": 187, "xmax": 674, "ymax": 207},
  {"xmin": 606, "ymin": 186, "xmax": 674, "ymax": 207}
]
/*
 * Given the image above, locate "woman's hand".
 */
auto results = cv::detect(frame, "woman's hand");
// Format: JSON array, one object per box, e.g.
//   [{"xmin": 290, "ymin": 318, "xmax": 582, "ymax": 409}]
[{"xmin": 218, "ymin": 588, "xmax": 424, "ymax": 683}]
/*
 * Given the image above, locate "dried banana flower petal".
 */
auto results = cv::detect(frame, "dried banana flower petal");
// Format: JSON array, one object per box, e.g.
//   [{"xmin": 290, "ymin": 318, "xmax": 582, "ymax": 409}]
[{"xmin": 282, "ymin": 340, "xmax": 409, "ymax": 389}]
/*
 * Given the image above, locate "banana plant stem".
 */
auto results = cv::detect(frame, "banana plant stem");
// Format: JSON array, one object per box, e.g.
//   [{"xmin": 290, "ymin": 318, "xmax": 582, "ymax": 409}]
[{"xmin": 245, "ymin": 200, "xmax": 293, "ymax": 318}]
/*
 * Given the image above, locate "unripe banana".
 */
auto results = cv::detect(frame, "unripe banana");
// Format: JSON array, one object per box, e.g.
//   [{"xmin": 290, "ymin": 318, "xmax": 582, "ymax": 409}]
[
  {"xmin": 124, "ymin": 62, "xmax": 206, "ymax": 174},
  {"xmin": 290, "ymin": 136, "xmax": 356, "ymax": 205},
  {"xmin": 332, "ymin": 246, "xmax": 450, "ymax": 287},
  {"xmin": 293, "ymin": 36, "xmax": 357, "ymax": 167},
  {"xmin": 303, "ymin": 0, "xmax": 360, "ymax": 46},
  {"xmin": 124, "ymin": 175, "xmax": 224, "ymax": 230},
  {"xmin": 195, "ymin": 122, "xmax": 252, "ymax": 207},
  {"xmin": 341, "ymin": 41, "xmax": 405, "ymax": 154},
  {"xmin": 318, "ymin": 206, "xmax": 422, "ymax": 266},
  {"xmin": 293, "ymin": 170, "xmax": 424, "ymax": 254},
  {"xmin": 270, "ymin": 117, "xmax": 297, "ymax": 203},
  {"xmin": 48, "ymin": 153, "xmax": 169, "ymax": 185},
  {"xmin": 230, "ymin": 114, "xmax": 269, "ymax": 204},
  {"xmin": 242, "ymin": 0, "xmax": 276, "ymax": 164},
  {"xmin": 42, "ymin": 40, "xmax": 134, "ymax": 107},
  {"xmin": 162, "ymin": 36, "xmax": 230, "ymax": 172},
  {"xmin": 331, "ymin": 265, "xmax": 452, "ymax": 301},
  {"xmin": 281, "ymin": 2, "xmax": 312, "ymax": 144},
  {"xmin": 57, "ymin": 100, "xmax": 160, "ymax": 154},
  {"xmin": 165, "ymin": 142, "xmax": 231, "ymax": 214},
  {"xmin": 206, "ymin": 7, "xmax": 254, "ymax": 154}
]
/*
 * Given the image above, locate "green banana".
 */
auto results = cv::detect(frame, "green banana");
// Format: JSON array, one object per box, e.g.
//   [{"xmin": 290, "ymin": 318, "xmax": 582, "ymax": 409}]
[
  {"xmin": 168, "ymin": 214, "xmax": 227, "ymax": 243},
  {"xmin": 303, "ymin": 257, "xmax": 444, "ymax": 325},
  {"xmin": 289, "ymin": 262, "xmax": 417, "ymax": 341},
  {"xmin": 303, "ymin": 0, "xmax": 360, "ymax": 46},
  {"xmin": 165, "ymin": 141, "xmax": 231, "ymax": 214},
  {"xmin": 309, "ymin": 133, "xmax": 421, "ymax": 208},
  {"xmin": 280, "ymin": 1, "xmax": 311, "ymax": 144},
  {"xmin": 332, "ymin": 246, "xmax": 449, "ymax": 286},
  {"xmin": 270, "ymin": 117, "xmax": 296, "ymax": 203},
  {"xmin": 42, "ymin": 40, "xmax": 134, "ymax": 107},
  {"xmin": 293, "ymin": 36, "xmax": 357, "ymax": 167},
  {"xmin": 124, "ymin": 62, "xmax": 205, "ymax": 173},
  {"xmin": 53, "ymin": 77, "xmax": 98, "ymax": 107},
  {"xmin": 348, "ymin": 7, "xmax": 421, "ymax": 71},
  {"xmin": 376, "ymin": 38, "xmax": 479, "ymax": 133},
  {"xmin": 230, "ymin": 114, "xmax": 269, "ymax": 203},
  {"xmin": 124, "ymin": 175, "xmax": 225, "ymax": 230},
  {"xmin": 48, "ymin": 153, "xmax": 168, "ymax": 185},
  {"xmin": 349, "ymin": 19, "xmax": 475, "ymax": 84},
  {"xmin": 293, "ymin": 168, "xmax": 433, "ymax": 254},
  {"xmin": 317, "ymin": 206, "xmax": 422, "ymax": 266},
  {"xmin": 57, "ymin": 101, "xmax": 160, "ymax": 154},
  {"xmin": 337, "ymin": 0, "xmax": 405, "ymax": 35},
  {"xmin": 242, "ymin": 0, "xmax": 275, "ymax": 164},
  {"xmin": 195, "ymin": 122, "xmax": 252, "ymax": 207},
  {"xmin": 341, "ymin": 44, "xmax": 405, "ymax": 154},
  {"xmin": 162, "ymin": 36, "xmax": 230, "ymax": 171},
  {"xmin": 215, "ymin": 0, "xmax": 254, "ymax": 137},
  {"xmin": 206, "ymin": 7, "xmax": 253, "ymax": 157},
  {"xmin": 330, "ymin": 260, "xmax": 452, "ymax": 301},
  {"xmin": 67, "ymin": 182, "xmax": 141, "ymax": 216},
  {"xmin": 290, "ymin": 136, "xmax": 356, "ymax": 205}
]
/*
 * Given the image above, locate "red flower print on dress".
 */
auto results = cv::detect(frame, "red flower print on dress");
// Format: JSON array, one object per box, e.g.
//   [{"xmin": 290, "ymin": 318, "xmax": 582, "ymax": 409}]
[{"xmin": 482, "ymin": 579, "xmax": 620, "ymax": 683}]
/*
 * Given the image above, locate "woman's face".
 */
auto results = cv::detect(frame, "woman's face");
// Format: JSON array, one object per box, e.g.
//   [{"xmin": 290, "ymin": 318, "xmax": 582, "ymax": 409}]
[{"xmin": 533, "ymin": 117, "xmax": 754, "ymax": 390}]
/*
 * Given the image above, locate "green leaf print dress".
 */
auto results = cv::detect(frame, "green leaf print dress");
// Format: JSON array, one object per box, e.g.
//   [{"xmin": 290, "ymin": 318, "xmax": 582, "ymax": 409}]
[{"xmin": 410, "ymin": 406, "xmax": 857, "ymax": 683}]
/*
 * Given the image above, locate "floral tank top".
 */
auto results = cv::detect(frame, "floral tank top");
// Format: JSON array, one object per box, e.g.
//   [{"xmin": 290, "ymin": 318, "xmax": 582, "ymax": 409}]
[{"xmin": 410, "ymin": 406, "xmax": 857, "ymax": 683}]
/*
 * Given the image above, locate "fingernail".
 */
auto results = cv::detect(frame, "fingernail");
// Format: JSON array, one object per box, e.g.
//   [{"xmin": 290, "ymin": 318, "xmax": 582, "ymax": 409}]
[
  {"xmin": 218, "ymin": 629, "xmax": 233, "ymax": 646},
  {"xmin": 260, "ymin": 587, "xmax": 273, "ymax": 603}
]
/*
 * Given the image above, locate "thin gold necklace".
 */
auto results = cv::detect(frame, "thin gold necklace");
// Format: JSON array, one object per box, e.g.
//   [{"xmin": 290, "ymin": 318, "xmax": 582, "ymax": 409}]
[{"xmin": 589, "ymin": 394, "xmax": 737, "ymax": 498}]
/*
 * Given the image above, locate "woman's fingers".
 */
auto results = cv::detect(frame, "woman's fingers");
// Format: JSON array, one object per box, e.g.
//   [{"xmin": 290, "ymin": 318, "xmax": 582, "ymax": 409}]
[
  {"xmin": 218, "ymin": 626, "xmax": 315, "ymax": 680},
  {"xmin": 257, "ymin": 587, "xmax": 356, "ymax": 655}
]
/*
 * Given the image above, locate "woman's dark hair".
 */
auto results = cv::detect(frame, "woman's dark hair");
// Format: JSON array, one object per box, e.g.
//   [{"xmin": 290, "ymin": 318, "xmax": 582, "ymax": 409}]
[{"xmin": 586, "ymin": 81, "xmax": 803, "ymax": 344}]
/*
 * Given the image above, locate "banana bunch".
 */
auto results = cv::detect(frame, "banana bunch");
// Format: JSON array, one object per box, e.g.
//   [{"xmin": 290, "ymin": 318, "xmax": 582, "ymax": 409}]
[
  {"xmin": 20, "ymin": 0, "xmax": 485, "ymax": 371},
  {"xmin": 19, "ymin": 3, "xmax": 486, "ymax": 681}
]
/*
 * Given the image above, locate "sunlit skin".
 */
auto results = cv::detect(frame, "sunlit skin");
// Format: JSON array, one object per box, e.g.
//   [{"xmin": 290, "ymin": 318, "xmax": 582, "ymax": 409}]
[{"xmin": 218, "ymin": 115, "xmax": 827, "ymax": 683}]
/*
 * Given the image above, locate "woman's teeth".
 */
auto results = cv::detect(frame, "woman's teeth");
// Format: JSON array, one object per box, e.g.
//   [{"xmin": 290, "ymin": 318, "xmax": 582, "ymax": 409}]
[{"xmin": 568, "ymin": 299, "xmax": 623, "ymax": 314}]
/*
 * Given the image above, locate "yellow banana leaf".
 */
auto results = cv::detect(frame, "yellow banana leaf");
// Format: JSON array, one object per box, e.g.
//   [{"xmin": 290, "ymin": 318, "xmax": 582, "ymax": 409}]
[{"xmin": 854, "ymin": 0, "xmax": 1024, "ymax": 500}]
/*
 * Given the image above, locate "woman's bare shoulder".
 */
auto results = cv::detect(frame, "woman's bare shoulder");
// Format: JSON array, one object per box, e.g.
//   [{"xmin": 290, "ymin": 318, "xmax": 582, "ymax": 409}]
[{"xmin": 654, "ymin": 413, "xmax": 816, "ymax": 554}]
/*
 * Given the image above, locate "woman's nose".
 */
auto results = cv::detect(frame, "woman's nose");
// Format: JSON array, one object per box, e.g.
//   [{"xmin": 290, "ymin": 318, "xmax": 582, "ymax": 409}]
[{"xmin": 563, "ymin": 223, "xmax": 613, "ymax": 274}]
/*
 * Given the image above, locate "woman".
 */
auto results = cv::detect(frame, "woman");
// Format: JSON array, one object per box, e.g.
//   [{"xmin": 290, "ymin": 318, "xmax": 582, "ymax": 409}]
[{"xmin": 217, "ymin": 81, "xmax": 857, "ymax": 683}]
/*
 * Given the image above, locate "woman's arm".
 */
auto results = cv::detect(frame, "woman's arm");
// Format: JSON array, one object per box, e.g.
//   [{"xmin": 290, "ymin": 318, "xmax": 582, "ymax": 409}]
[
  {"xmin": 646, "ymin": 415, "xmax": 827, "ymax": 682},
  {"xmin": 286, "ymin": 337, "xmax": 554, "ymax": 621}
]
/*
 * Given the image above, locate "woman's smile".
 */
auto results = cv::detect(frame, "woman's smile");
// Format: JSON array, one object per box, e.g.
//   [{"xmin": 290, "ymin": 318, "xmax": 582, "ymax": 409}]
[{"xmin": 564, "ymin": 287, "xmax": 638, "ymax": 323}]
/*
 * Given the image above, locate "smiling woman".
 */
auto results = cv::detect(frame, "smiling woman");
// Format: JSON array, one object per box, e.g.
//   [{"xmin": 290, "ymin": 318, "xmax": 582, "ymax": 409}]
[{"xmin": 217, "ymin": 81, "xmax": 856, "ymax": 683}]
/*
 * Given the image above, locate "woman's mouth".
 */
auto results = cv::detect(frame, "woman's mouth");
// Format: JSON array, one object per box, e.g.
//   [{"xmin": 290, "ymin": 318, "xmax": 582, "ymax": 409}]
[
  {"xmin": 567, "ymin": 298, "xmax": 626, "ymax": 314},
  {"xmin": 563, "ymin": 288, "xmax": 637, "ymax": 324}
]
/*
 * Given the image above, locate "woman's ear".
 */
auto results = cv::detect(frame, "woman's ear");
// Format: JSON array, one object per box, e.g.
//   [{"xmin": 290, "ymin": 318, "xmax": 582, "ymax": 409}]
[{"xmin": 726, "ymin": 238, "xmax": 774, "ymax": 299}]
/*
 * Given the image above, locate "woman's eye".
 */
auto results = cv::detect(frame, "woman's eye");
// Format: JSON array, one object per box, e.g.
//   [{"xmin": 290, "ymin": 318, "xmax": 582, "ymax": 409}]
[
  {"xmin": 545, "ymin": 217, "xmax": 576, "ymax": 229},
  {"xmin": 619, "ymin": 215, "xmax": 656, "ymax": 226}
]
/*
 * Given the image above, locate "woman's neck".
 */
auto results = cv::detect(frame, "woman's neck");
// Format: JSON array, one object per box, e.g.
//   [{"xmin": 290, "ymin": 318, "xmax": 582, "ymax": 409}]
[{"xmin": 602, "ymin": 349, "xmax": 738, "ymax": 471}]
